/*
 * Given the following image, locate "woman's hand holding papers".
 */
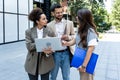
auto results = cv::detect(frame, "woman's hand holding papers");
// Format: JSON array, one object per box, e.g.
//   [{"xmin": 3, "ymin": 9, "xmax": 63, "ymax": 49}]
[{"xmin": 42, "ymin": 47, "xmax": 53, "ymax": 55}]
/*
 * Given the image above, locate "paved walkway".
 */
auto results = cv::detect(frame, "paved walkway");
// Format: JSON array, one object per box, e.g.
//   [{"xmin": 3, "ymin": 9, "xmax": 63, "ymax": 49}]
[{"xmin": 0, "ymin": 33, "xmax": 120, "ymax": 80}]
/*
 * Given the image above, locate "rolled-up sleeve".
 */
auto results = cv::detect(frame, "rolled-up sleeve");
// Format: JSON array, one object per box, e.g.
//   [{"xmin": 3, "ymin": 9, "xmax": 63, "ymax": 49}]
[{"xmin": 87, "ymin": 28, "xmax": 98, "ymax": 46}]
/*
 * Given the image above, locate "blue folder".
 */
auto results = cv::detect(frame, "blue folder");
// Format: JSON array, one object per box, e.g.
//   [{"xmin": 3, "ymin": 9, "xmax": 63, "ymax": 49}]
[{"xmin": 71, "ymin": 47, "xmax": 99, "ymax": 74}]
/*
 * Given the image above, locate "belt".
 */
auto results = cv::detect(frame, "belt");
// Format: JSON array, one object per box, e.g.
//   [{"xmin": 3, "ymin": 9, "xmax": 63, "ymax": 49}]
[{"xmin": 56, "ymin": 49, "xmax": 68, "ymax": 52}]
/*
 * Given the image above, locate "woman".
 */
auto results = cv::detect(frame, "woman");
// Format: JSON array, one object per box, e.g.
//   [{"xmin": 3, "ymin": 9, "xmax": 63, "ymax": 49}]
[
  {"xmin": 62, "ymin": 9, "xmax": 98, "ymax": 80},
  {"xmin": 24, "ymin": 8, "xmax": 54, "ymax": 80}
]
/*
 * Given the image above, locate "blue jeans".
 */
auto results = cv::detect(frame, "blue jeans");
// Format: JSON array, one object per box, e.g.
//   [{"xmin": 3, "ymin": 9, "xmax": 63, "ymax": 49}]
[{"xmin": 50, "ymin": 50, "xmax": 70, "ymax": 80}]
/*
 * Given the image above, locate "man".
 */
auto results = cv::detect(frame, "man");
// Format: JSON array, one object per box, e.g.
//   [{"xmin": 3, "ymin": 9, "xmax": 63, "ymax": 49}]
[{"xmin": 47, "ymin": 4, "xmax": 75, "ymax": 80}]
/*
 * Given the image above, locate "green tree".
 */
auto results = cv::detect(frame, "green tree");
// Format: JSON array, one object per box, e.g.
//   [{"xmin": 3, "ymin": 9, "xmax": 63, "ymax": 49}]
[
  {"xmin": 70, "ymin": 0, "xmax": 111, "ymax": 32},
  {"xmin": 111, "ymin": 0, "xmax": 120, "ymax": 30},
  {"xmin": 50, "ymin": 0, "xmax": 111, "ymax": 32},
  {"xmin": 69, "ymin": 0, "xmax": 89, "ymax": 20},
  {"xmin": 89, "ymin": 0, "xmax": 111, "ymax": 32}
]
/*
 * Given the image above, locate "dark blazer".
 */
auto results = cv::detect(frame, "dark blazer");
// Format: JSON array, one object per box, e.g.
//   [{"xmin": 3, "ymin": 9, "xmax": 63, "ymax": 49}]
[{"xmin": 24, "ymin": 27, "xmax": 54, "ymax": 75}]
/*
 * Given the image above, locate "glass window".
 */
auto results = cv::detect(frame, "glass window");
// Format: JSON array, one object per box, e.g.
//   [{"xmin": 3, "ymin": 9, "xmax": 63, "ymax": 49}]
[
  {"xmin": 5, "ymin": 14, "xmax": 17, "ymax": 42},
  {"xmin": 34, "ymin": 0, "xmax": 44, "ymax": 3},
  {"xmin": 40, "ymin": 0, "xmax": 44, "ymax": 3},
  {"xmin": 34, "ymin": 0, "xmax": 39, "ymax": 2},
  {"xmin": 19, "ymin": 15, "xmax": 28, "ymax": 40},
  {"xmin": 29, "ymin": 0, "xmax": 33, "ymax": 13},
  {"xmin": 29, "ymin": 21, "xmax": 33, "ymax": 28},
  {"xmin": 4, "ymin": 0, "xmax": 17, "ymax": 13},
  {"xmin": 0, "ymin": 0, "xmax": 3, "ymax": 11},
  {"xmin": 19, "ymin": 0, "xmax": 28, "ymax": 14},
  {"xmin": 0, "ymin": 13, "xmax": 3, "ymax": 43}
]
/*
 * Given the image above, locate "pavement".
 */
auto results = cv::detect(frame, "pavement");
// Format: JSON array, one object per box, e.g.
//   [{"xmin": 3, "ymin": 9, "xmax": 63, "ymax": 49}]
[{"xmin": 0, "ymin": 33, "xmax": 120, "ymax": 80}]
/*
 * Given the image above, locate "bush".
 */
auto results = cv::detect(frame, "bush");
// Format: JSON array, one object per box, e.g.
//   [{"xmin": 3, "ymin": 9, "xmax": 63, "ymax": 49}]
[{"xmin": 97, "ymin": 22, "xmax": 111, "ymax": 32}]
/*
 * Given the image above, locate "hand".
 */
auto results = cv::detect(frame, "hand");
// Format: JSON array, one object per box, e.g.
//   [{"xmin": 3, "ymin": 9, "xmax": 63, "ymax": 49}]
[
  {"xmin": 42, "ymin": 47, "xmax": 53, "ymax": 55},
  {"xmin": 62, "ymin": 40, "xmax": 69, "ymax": 46},
  {"xmin": 61, "ymin": 35, "xmax": 69, "ymax": 41},
  {"xmin": 77, "ymin": 65, "xmax": 86, "ymax": 72}
]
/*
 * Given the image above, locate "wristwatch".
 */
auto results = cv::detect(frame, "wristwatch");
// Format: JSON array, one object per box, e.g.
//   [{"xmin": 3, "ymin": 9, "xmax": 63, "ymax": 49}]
[{"xmin": 81, "ymin": 65, "xmax": 86, "ymax": 69}]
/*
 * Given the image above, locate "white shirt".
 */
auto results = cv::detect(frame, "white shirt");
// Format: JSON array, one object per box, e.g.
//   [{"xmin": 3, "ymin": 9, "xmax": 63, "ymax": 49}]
[
  {"xmin": 55, "ymin": 19, "xmax": 65, "ymax": 38},
  {"xmin": 37, "ymin": 28, "xmax": 43, "ymax": 39},
  {"xmin": 88, "ymin": 38, "xmax": 98, "ymax": 46},
  {"xmin": 37, "ymin": 28, "xmax": 49, "ymax": 57},
  {"xmin": 55, "ymin": 19, "xmax": 67, "ymax": 50}
]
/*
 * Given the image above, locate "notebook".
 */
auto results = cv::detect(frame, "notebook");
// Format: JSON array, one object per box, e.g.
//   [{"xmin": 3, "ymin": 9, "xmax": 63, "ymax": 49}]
[
  {"xmin": 35, "ymin": 37, "xmax": 65, "ymax": 52},
  {"xmin": 71, "ymin": 47, "xmax": 99, "ymax": 74}
]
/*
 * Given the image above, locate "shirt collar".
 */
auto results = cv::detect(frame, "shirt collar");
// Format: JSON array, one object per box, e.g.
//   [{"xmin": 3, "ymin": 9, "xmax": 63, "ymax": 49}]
[
  {"xmin": 55, "ymin": 18, "xmax": 64, "ymax": 24},
  {"xmin": 37, "ymin": 27, "xmax": 43, "ymax": 33}
]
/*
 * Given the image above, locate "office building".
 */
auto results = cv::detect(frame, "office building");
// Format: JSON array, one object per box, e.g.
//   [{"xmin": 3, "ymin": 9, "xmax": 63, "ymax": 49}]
[{"xmin": 0, "ymin": 0, "xmax": 50, "ymax": 44}]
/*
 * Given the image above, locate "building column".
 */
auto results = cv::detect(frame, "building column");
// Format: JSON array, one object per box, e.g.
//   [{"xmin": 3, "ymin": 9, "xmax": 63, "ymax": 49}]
[{"xmin": 42, "ymin": 0, "xmax": 51, "ymax": 22}]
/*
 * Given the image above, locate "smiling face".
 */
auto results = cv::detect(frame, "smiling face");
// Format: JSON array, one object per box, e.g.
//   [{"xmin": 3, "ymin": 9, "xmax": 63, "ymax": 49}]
[
  {"xmin": 53, "ymin": 8, "xmax": 63, "ymax": 21},
  {"xmin": 37, "ymin": 14, "xmax": 48, "ymax": 29}
]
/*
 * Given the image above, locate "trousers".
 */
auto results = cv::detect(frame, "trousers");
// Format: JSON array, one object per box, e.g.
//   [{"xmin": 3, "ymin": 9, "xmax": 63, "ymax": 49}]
[
  {"xmin": 28, "ymin": 53, "xmax": 50, "ymax": 80},
  {"xmin": 28, "ymin": 72, "xmax": 49, "ymax": 80},
  {"xmin": 50, "ymin": 49, "xmax": 70, "ymax": 80}
]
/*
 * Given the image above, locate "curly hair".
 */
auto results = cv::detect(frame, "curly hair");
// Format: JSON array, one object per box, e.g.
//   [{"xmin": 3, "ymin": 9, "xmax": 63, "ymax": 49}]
[{"xmin": 28, "ymin": 8, "xmax": 44, "ymax": 26}]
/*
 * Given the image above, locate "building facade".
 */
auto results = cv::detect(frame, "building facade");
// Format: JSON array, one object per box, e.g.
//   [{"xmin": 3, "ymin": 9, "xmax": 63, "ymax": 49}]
[{"xmin": 0, "ymin": 0, "xmax": 51, "ymax": 44}]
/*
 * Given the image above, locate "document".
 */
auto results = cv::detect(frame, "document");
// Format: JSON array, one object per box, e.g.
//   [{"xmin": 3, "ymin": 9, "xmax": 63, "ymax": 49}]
[
  {"xmin": 71, "ymin": 47, "xmax": 99, "ymax": 74},
  {"xmin": 35, "ymin": 37, "xmax": 65, "ymax": 52}
]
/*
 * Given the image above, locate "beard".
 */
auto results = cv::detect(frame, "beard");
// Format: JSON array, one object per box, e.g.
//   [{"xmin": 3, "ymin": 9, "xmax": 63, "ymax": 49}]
[{"xmin": 55, "ymin": 16, "xmax": 63, "ymax": 21}]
